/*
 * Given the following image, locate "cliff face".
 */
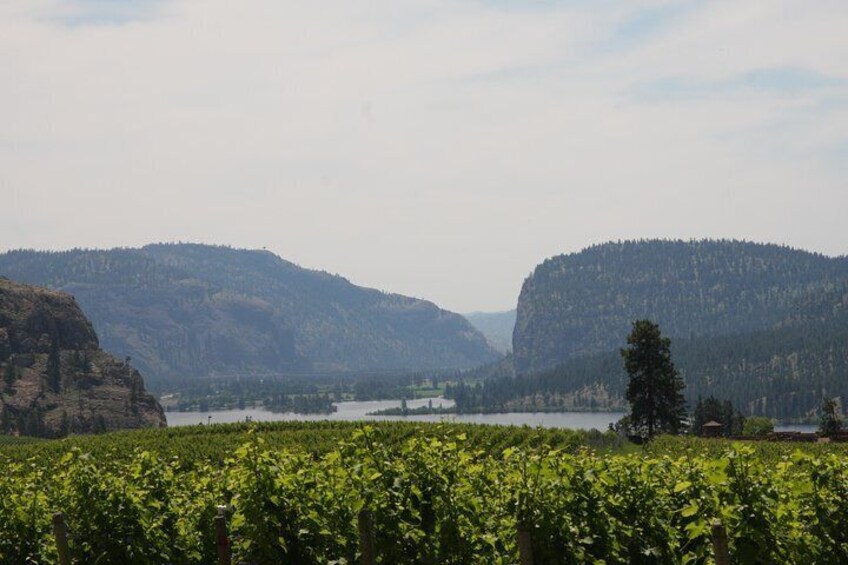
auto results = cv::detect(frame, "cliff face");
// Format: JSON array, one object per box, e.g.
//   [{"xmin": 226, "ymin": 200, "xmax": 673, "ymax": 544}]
[
  {"xmin": 513, "ymin": 240, "xmax": 848, "ymax": 373},
  {"xmin": 0, "ymin": 277, "xmax": 165, "ymax": 437}
]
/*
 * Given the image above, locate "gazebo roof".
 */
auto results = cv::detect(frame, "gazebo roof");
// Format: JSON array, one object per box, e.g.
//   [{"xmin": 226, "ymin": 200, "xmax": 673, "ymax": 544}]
[{"xmin": 703, "ymin": 421, "xmax": 723, "ymax": 427}]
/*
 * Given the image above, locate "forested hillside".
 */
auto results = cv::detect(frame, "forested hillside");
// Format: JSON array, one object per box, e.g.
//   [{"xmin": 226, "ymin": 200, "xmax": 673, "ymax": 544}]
[
  {"xmin": 0, "ymin": 245, "xmax": 497, "ymax": 383},
  {"xmin": 452, "ymin": 280, "xmax": 848, "ymax": 420},
  {"xmin": 514, "ymin": 239, "xmax": 848, "ymax": 373}
]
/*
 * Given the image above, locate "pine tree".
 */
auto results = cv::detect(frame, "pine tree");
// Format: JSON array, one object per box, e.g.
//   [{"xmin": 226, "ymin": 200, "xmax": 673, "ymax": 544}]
[
  {"xmin": 819, "ymin": 397, "xmax": 843, "ymax": 437},
  {"xmin": 3, "ymin": 362, "xmax": 16, "ymax": 393},
  {"xmin": 621, "ymin": 320, "xmax": 686, "ymax": 440},
  {"xmin": 691, "ymin": 396, "xmax": 745, "ymax": 437}
]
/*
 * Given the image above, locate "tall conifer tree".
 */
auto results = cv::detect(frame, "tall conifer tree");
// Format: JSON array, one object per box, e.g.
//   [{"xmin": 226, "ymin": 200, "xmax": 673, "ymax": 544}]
[{"xmin": 621, "ymin": 320, "xmax": 686, "ymax": 439}]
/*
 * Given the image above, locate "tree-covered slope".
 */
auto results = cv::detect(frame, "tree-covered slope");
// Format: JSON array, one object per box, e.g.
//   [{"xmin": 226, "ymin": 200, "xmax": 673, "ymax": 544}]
[
  {"xmin": 0, "ymin": 245, "xmax": 498, "ymax": 383},
  {"xmin": 453, "ymin": 281, "xmax": 848, "ymax": 420},
  {"xmin": 514, "ymin": 239, "xmax": 848, "ymax": 373}
]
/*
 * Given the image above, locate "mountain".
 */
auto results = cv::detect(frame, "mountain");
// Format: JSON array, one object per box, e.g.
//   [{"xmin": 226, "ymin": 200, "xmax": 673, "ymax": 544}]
[
  {"xmin": 0, "ymin": 278, "xmax": 165, "ymax": 437},
  {"xmin": 463, "ymin": 310, "xmax": 516, "ymax": 354},
  {"xmin": 514, "ymin": 239, "xmax": 848, "ymax": 373},
  {"xmin": 0, "ymin": 244, "xmax": 498, "ymax": 383},
  {"xmin": 452, "ymin": 239, "xmax": 848, "ymax": 420},
  {"xmin": 453, "ymin": 281, "xmax": 848, "ymax": 419}
]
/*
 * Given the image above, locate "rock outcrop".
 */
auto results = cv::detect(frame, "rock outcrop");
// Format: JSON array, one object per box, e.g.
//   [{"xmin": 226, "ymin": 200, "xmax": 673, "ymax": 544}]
[
  {"xmin": 0, "ymin": 277, "xmax": 165, "ymax": 437},
  {"xmin": 513, "ymin": 239, "xmax": 848, "ymax": 373}
]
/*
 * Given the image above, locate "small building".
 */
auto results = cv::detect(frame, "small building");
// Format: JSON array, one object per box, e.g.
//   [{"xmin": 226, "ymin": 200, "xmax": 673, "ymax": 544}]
[{"xmin": 702, "ymin": 421, "xmax": 723, "ymax": 438}]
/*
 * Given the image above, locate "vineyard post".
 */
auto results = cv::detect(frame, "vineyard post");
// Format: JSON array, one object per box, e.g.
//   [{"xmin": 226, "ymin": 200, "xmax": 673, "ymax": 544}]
[
  {"xmin": 215, "ymin": 505, "xmax": 231, "ymax": 565},
  {"xmin": 711, "ymin": 519, "xmax": 731, "ymax": 565},
  {"xmin": 52, "ymin": 512, "xmax": 71, "ymax": 565},
  {"xmin": 517, "ymin": 523, "xmax": 534, "ymax": 565},
  {"xmin": 358, "ymin": 509, "xmax": 377, "ymax": 565}
]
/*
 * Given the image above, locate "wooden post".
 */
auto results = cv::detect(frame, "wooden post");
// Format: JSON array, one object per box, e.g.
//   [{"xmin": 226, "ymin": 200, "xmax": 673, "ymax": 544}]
[
  {"xmin": 215, "ymin": 505, "xmax": 231, "ymax": 565},
  {"xmin": 358, "ymin": 509, "xmax": 376, "ymax": 565},
  {"xmin": 711, "ymin": 519, "xmax": 731, "ymax": 565},
  {"xmin": 517, "ymin": 524, "xmax": 533, "ymax": 565},
  {"xmin": 52, "ymin": 512, "xmax": 71, "ymax": 565}
]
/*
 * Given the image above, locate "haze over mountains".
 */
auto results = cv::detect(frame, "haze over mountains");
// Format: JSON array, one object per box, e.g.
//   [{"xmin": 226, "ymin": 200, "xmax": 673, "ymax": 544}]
[
  {"xmin": 462, "ymin": 310, "xmax": 516, "ymax": 354},
  {"xmin": 0, "ymin": 244, "xmax": 498, "ymax": 384},
  {"xmin": 3, "ymin": 238, "xmax": 847, "ymax": 421}
]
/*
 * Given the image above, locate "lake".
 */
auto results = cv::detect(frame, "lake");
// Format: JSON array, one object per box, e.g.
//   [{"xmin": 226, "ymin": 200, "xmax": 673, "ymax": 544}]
[
  {"xmin": 165, "ymin": 398, "xmax": 818, "ymax": 431},
  {"xmin": 165, "ymin": 397, "xmax": 625, "ymax": 430}
]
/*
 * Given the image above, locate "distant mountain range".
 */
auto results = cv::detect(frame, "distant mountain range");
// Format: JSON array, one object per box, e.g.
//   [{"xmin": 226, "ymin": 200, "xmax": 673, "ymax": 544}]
[
  {"xmin": 0, "ymin": 244, "xmax": 498, "ymax": 384},
  {"xmin": 463, "ymin": 310, "xmax": 516, "ymax": 354},
  {"xmin": 455, "ymin": 240, "xmax": 848, "ymax": 419}
]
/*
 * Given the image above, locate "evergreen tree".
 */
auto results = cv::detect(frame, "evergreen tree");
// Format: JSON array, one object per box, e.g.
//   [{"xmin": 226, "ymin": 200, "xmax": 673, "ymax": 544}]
[
  {"xmin": 819, "ymin": 397, "xmax": 843, "ymax": 437},
  {"xmin": 0, "ymin": 403, "xmax": 12, "ymax": 433},
  {"xmin": 621, "ymin": 320, "xmax": 686, "ymax": 439},
  {"xmin": 691, "ymin": 396, "xmax": 745, "ymax": 437},
  {"xmin": 3, "ymin": 362, "xmax": 17, "ymax": 393}
]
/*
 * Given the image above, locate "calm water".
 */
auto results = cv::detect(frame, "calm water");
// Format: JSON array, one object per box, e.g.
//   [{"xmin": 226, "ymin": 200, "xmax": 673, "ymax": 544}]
[
  {"xmin": 166, "ymin": 399, "xmax": 817, "ymax": 431},
  {"xmin": 774, "ymin": 424, "xmax": 818, "ymax": 433},
  {"xmin": 165, "ymin": 398, "xmax": 624, "ymax": 430}
]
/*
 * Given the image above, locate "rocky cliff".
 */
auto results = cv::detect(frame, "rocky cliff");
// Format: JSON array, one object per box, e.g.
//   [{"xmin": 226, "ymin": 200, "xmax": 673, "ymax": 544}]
[
  {"xmin": 0, "ymin": 277, "xmax": 165, "ymax": 437},
  {"xmin": 514, "ymin": 239, "xmax": 848, "ymax": 373}
]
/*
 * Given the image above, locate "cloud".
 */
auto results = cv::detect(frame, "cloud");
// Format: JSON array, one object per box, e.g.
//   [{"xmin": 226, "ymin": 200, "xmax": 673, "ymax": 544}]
[
  {"xmin": 633, "ymin": 66, "xmax": 846, "ymax": 100},
  {"xmin": 31, "ymin": 0, "xmax": 165, "ymax": 27},
  {"xmin": 1, "ymin": 0, "xmax": 847, "ymax": 311}
]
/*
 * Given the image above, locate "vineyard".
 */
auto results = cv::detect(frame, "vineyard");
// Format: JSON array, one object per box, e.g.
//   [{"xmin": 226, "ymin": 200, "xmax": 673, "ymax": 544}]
[{"xmin": 1, "ymin": 422, "xmax": 847, "ymax": 564}]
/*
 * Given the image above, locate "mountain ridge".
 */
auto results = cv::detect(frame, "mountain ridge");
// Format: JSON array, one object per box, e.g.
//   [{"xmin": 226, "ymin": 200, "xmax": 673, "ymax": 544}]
[
  {"xmin": 453, "ymin": 239, "xmax": 848, "ymax": 419},
  {"xmin": 0, "ymin": 244, "xmax": 499, "ymax": 383},
  {"xmin": 514, "ymin": 239, "xmax": 848, "ymax": 373}
]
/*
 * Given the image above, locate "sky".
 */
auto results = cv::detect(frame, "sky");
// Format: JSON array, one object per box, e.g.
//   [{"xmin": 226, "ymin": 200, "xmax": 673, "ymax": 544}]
[{"xmin": 1, "ymin": 0, "xmax": 847, "ymax": 313}]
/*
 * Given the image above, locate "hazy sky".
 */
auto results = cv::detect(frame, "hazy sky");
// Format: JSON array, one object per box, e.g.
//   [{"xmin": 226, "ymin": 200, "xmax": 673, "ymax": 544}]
[{"xmin": 2, "ymin": 1, "xmax": 847, "ymax": 312}]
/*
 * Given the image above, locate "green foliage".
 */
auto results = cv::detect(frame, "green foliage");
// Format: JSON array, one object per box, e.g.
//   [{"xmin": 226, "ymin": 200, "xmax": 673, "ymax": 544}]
[
  {"xmin": 621, "ymin": 320, "xmax": 686, "ymax": 439},
  {"xmin": 742, "ymin": 417, "xmax": 775, "ymax": 437},
  {"xmin": 818, "ymin": 397, "xmax": 843, "ymax": 437},
  {"xmin": 646, "ymin": 435, "xmax": 848, "ymax": 460},
  {"xmin": 691, "ymin": 396, "xmax": 745, "ymax": 437},
  {"xmin": 0, "ymin": 420, "xmax": 614, "ymax": 466},
  {"xmin": 1, "ymin": 424, "xmax": 848, "ymax": 564}
]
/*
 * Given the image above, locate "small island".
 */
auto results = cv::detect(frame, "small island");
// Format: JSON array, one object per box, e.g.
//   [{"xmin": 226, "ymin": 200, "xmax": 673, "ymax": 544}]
[{"xmin": 368, "ymin": 398, "xmax": 455, "ymax": 416}]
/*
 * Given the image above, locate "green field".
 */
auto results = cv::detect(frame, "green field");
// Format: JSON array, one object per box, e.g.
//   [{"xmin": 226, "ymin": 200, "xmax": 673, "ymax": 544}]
[
  {"xmin": 0, "ymin": 434, "xmax": 44, "ymax": 447},
  {"xmin": 1, "ymin": 423, "xmax": 846, "ymax": 564}
]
